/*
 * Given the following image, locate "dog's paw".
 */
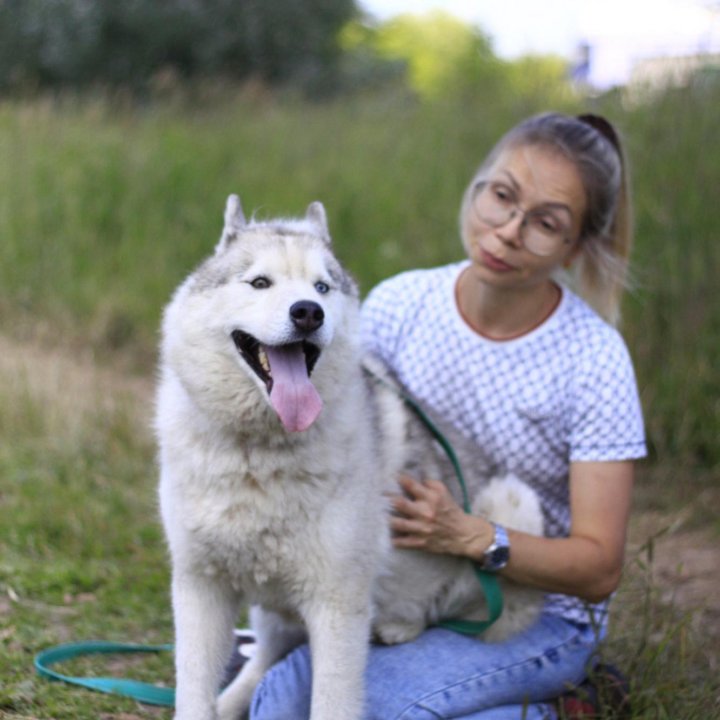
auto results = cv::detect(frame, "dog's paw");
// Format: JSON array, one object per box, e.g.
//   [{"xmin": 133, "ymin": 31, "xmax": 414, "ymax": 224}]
[
  {"xmin": 174, "ymin": 713, "xmax": 217, "ymax": 720},
  {"xmin": 217, "ymin": 706, "xmax": 245, "ymax": 720},
  {"xmin": 373, "ymin": 620, "xmax": 424, "ymax": 645},
  {"xmin": 217, "ymin": 679, "xmax": 254, "ymax": 720},
  {"xmin": 218, "ymin": 697, "xmax": 247, "ymax": 720}
]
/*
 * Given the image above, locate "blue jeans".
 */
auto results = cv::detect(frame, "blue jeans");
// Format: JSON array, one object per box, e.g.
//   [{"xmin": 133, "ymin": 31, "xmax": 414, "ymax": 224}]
[{"xmin": 250, "ymin": 613, "xmax": 600, "ymax": 719}]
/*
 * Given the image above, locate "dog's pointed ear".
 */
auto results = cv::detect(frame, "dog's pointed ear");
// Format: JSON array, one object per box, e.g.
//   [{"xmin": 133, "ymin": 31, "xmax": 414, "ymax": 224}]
[
  {"xmin": 216, "ymin": 194, "xmax": 247, "ymax": 252},
  {"xmin": 305, "ymin": 201, "xmax": 330, "ymax": 244}
]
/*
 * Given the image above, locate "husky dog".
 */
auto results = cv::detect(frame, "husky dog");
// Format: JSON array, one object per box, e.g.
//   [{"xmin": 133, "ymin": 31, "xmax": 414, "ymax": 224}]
[{"xmin": 156, "ymin": 196, "xmax": 544, "ymax": 720}]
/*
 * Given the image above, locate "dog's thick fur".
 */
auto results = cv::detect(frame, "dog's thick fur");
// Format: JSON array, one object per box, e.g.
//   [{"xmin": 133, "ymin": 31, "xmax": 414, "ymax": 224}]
[{"xmin": 156, "ymin": 196, "xmax": 544, "ymax": 720}]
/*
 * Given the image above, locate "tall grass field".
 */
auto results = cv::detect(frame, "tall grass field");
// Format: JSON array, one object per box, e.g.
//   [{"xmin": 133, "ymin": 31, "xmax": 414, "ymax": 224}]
[{"xmin": 0, "ymin": 80, "xmax": 718, "ymax": 718}]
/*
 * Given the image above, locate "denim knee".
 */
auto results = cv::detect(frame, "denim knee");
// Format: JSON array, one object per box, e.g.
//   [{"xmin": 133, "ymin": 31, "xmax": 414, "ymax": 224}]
[{"xmin": 250, "ymin": 645, "xmax": 312, "ymax": 720}]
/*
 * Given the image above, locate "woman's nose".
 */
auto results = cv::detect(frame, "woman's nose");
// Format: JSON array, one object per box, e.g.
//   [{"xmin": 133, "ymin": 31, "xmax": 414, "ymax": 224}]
[{"xmin": 495, "ymin": 211, "xmax": 525, "ymax": 246}]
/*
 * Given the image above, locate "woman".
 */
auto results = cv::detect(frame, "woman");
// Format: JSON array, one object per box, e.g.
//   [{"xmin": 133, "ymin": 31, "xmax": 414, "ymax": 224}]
[{"xmin": 249, "ymin": 112, "xmax": 646, "ymax": 719}]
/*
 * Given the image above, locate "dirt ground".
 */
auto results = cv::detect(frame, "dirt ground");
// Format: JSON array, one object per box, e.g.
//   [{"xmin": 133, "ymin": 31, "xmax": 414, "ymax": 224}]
[{"xmin": 627, "ymin": 509, "xmax": 720, "ymax": 640}]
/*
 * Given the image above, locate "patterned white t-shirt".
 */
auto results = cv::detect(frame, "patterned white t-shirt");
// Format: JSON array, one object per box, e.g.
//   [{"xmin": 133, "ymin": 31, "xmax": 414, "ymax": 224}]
[{"xmin": 360, "ymin": 261, "xmax": 646, "ymax": 627}]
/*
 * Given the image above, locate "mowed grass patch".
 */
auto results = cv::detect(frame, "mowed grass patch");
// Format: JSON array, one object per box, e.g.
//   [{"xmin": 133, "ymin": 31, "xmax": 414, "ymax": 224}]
[{"xmin": 0, "ymin": 337, "xmax": 172, "ymax": 719}]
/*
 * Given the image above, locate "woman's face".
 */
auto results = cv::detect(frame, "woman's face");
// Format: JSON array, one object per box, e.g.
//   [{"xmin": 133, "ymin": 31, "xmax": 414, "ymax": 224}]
[{"xmin": 461, "ymin": 143, "xmax": 586, "ymax": 290}]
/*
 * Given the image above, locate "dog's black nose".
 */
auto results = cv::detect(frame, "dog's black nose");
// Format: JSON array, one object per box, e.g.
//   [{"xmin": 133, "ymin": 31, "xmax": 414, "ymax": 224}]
[{"xmin": 290, "ymin": 301, "xmax": 324, "ymax": 332}]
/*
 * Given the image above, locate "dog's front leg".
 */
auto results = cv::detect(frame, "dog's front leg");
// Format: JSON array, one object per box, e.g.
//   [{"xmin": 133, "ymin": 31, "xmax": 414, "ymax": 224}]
[
  {"xmin": 172, "ymin": 569, "xmax": 238, "ymax": 720},
  {"xmin": 304, "ymin": 597, "xmax": 372, "ymax": 720}
]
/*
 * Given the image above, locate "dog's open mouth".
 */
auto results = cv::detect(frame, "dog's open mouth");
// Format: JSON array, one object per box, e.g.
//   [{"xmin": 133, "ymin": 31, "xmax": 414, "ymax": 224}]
[{"xmin": 231, "ymin": 330, "xmax": 323, "ymax": 433}]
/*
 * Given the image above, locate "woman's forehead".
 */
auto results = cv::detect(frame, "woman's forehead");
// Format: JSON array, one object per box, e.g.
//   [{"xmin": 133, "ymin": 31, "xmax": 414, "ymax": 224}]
[{"xmin": 488, "ymin": 145, "xmax": 586, "ymax": 215}]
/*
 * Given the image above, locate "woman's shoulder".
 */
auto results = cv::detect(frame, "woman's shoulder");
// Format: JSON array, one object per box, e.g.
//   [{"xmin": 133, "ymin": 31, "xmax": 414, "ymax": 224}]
[
  {"xmin": 558, "ymin": 286, "xmax": 627, "ymax": 345},
  {"xmin": 363, "ymin": 261, "xmax": 463, "ymax": 308},
  {"xmin": 555, "ymin": 287, "xmax": 636, "ymax": 374},
  {"xmin": 367, "ymin": 262, "xmax": 462, "ymax": 292},
  {"xmin": 360, "ymin": 262, "xmax": 464, "ymax": 360}
]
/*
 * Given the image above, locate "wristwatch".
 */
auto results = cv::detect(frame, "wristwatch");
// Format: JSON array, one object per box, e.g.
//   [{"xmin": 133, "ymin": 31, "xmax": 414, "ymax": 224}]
[{"xmin": 481, "ymin": 523, "xmax": 510, "ymax": 572}]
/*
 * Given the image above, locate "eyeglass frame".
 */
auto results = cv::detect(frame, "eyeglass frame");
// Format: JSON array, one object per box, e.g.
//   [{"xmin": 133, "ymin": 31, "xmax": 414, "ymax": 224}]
[{"xmin": 469, "ymin": 180, "xmax": 578, "ymax": 257}]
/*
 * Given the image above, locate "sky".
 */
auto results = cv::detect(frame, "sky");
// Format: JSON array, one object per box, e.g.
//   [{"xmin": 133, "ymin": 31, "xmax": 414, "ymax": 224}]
[{"xmin": 359, "ymin": 0, "xmax": 720, "ymax": 87}]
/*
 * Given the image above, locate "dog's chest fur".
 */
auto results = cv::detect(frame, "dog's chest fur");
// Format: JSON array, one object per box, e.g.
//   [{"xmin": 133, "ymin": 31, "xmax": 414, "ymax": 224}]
[{"xmin": 160, "ymin": 409, "xmax": 384, "ymax": 610}]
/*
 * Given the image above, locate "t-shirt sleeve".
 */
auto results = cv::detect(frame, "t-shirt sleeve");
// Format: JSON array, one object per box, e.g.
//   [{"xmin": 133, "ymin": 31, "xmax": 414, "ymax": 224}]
[{"xmin": 569, "ymin": 330, "xmax": 647, "ymax": 462}]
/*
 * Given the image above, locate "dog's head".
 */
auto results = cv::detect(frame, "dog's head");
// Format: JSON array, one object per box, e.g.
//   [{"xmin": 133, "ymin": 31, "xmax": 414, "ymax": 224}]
[{"xmin": 164, "ymin": 195, "xmax": 359, "ymax": 433}]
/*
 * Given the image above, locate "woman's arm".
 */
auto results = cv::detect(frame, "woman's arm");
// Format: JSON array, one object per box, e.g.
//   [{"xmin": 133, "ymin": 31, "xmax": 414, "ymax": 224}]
[{"xmin": 389, "ymin": 460, "xmax": 634, "ymax": 603}]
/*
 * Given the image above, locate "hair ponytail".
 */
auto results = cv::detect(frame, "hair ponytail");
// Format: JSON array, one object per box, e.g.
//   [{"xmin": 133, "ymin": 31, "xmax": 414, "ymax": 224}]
[{"xmin": 571, "ymin": 114, "xmax": 633, "ymax": 326}]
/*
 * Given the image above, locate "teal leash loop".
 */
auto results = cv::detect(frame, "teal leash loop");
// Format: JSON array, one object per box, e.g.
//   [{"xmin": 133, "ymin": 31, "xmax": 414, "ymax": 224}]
[
  {"xmin": 34, "ymin": 641, "xmax": 175, "ymax": 707},
  {"xmin": 365, "ymin": 367, "xmax": 503, "ymax": 635}
]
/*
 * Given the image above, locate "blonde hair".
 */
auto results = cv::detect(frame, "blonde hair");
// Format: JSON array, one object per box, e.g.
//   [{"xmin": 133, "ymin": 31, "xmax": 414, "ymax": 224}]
[{"xmin": 461, "ymin": 112, "xmax": 633, "ymax": 326}]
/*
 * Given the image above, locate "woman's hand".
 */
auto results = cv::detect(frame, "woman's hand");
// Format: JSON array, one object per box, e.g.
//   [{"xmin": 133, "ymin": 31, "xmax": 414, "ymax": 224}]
[{"xmin": 389, "ymin": 474, "xmax": 494, "ymax": 557}]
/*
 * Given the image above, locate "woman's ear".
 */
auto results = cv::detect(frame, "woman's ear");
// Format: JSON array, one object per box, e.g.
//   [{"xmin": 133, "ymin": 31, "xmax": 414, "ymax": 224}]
[{"xmin": 563, "ymin": 241, "xmax": 583, "ymax": 268}]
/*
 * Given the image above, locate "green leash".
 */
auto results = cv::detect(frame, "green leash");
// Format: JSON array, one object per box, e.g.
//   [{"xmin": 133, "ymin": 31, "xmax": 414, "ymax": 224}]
[
  {"xmin": 34, "ymin": 641, "xmax": 175, "ymax": 706},
  {"xmin": 393, "ymin": 386, "xmax": 504, "ymax": 636},
  {"xmin": 34, "ymin": 376, "xmax": 503, "ymax": 706}
]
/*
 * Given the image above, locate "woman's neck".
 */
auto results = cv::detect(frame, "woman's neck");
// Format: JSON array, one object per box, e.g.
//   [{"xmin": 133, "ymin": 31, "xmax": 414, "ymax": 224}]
[{"xmin": 456, "ymin": 269, "xmax": 561, "ymax": 341}]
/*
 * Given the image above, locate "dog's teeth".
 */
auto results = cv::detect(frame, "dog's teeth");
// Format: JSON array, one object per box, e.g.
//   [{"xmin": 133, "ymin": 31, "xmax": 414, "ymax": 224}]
[{"xmin": 259, "ymin": 348, "xmax": 270, "ymax": 374}]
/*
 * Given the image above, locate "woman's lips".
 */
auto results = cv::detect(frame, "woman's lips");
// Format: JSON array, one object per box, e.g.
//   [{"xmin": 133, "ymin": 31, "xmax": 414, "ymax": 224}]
[{"xmin": 479, "ymin": 248, "xmax": 516, "ymax": 273}]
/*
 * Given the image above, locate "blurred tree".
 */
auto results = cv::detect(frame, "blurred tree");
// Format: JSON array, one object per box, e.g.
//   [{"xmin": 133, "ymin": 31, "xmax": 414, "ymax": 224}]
[
  {"xmin": 0, "ymin": 0, "xmax": 357, "ymax": 92},
  {"xmin": 505, "ymin": 54, "xmax": 575, "ymax": 105},
  {"xmin": 342, "ymin": 11, "xmax": 505, "ymax": 101}
]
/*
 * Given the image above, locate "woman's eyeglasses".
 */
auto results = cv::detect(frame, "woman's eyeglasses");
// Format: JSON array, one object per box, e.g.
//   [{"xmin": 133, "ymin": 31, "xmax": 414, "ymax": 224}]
[{"xmin": 471, "ymin": 181, "xmax": 575, "ymax": 257}]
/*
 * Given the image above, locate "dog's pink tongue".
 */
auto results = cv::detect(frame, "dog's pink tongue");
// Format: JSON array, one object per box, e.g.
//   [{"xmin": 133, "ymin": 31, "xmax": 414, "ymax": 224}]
[{"xmin": 265, "ymin": 345, "xmax": 322, "ymax": 432}]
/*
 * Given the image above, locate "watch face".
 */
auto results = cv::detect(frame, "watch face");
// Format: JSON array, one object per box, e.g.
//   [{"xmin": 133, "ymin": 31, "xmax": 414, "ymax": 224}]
[{"xmin": 489, "ymin": 546, "xmax": 510, "ymax": 568}]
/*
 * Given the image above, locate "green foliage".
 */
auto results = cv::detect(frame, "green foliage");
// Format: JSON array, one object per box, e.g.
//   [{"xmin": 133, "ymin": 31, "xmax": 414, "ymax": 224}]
[
  {"xmin": 504, "ymin": 54, "xmax": 577, "ymax": 106},
  {"xmin": 341, "ymin": 11, "xmax": 505, "ymax": 101},
  {"xmin": 339, "ymin": 13, "xmax": 573, "ymax": 104},
  {"xmin": 0, "ymin": 0, "xmax": 357, "ymax": 92},
  {"xmin": 371, "ymin": 11, "xmax": 502, "ymax": 100},
  {"xmin": 609, "ymin": 81, "xmax": 720, "ymax": 470}
]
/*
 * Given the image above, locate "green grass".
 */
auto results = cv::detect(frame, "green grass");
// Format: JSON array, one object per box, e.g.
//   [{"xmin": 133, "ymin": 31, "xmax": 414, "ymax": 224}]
[
  {"xmin": 0, "ymin": 89, "xmax": 556, "ymax": 359},
  {"xmin": 618, "ymin": 86, "xmax": 720, "ymax": 472},
  {"xmin": 0, "ymin": 360, "xmax": 172, "ymax": 718},
  {"xmin": 0, "ymin": 81, "xmax": 718, "ymax": 718},
  {"xmin": 602, "ymin": 518, "xmax": 720, "ymax": 719}
]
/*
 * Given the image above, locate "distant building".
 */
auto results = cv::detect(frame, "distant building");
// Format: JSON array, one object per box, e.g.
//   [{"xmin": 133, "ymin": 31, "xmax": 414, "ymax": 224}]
[
  {"xmin": 570, "ymin": 38, "xmax": 720, "ymax": 101},
  {"xmin": 629, "ymin": 51, "xmax": 720, "ymax": 91},
  {"xmin": 571, "ymin": 2, "xmax": 720, "ymax": 93}
]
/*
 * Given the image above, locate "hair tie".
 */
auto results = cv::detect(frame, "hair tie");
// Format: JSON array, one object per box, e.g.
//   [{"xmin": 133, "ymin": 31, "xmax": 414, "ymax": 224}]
[{"xmin": 577, "ymin": 113, "xmax": 621, "ymax": 155}]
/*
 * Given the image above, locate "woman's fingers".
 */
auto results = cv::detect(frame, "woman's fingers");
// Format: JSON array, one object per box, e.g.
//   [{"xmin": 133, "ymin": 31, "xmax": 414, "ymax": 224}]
[
  {"xmin": 389, "ymin": 474, "xmax": 482, "ymax": 556},
  {"xmin": 396, "ymin": 474, "xmax": 427, "ymax": 497},
  {"xmin": 397, "ymin": 474, "xmax": 449, "ymax": 502},
  {"xmin": 391, "ymin": 493, "xmax": 435, "ymax": 520},
  {"xmin": 390, "ymin": 515, "xmax": 431, "ymax": 548},
  {"xmin": 390, "ymin": 513, "xmax": 432, "ymax": 535}
]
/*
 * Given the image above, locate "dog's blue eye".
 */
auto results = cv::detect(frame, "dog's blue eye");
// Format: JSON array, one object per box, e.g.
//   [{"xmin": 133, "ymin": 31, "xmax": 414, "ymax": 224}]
[
  {"xmin": 250, "ymin": 277, "xmax": 271, "ymax": 289},
  {"xmin": 315, "ymin": 281, "xmax": 330, "ymax": 294}
]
